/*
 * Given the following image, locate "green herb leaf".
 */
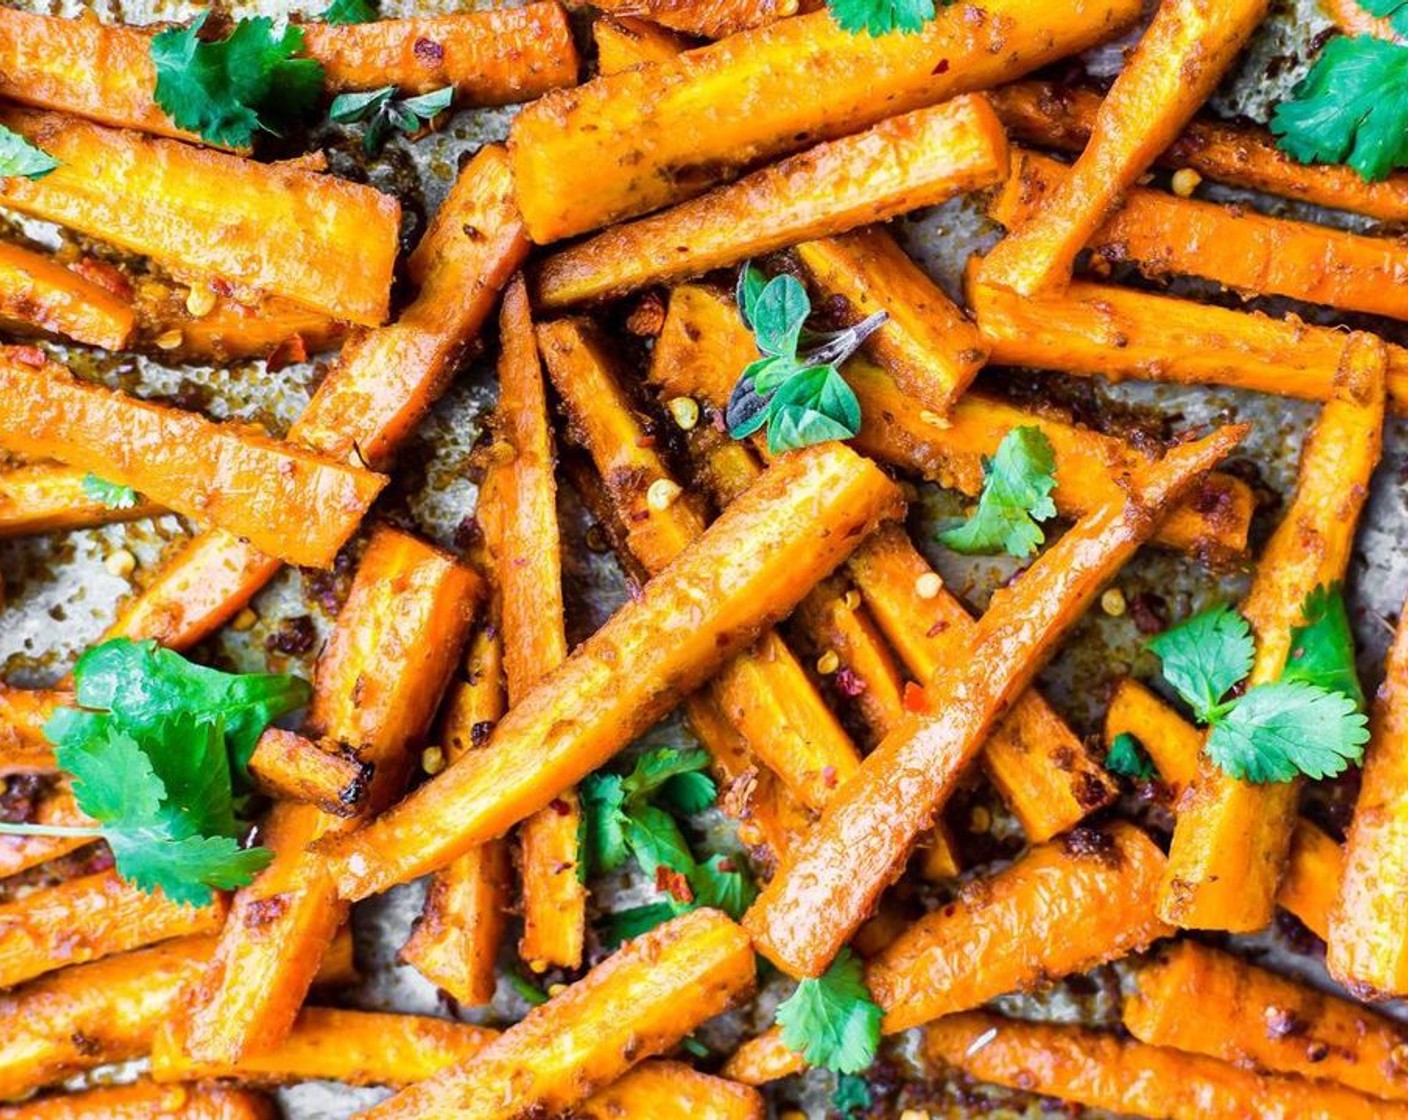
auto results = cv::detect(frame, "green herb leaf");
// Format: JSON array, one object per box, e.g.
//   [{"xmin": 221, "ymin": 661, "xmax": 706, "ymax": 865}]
[
  {"xmin": 580, "ymin": 772, "xmax": 629, "ymax": 875},
  {"xmin": 938, "ymin": 426, "xmax": 1057, "ymax": 558},
  {"xmin": 690, "ymin": 853, "xmax": 756, "ymax": 920},
  {"xmin": 621, "ymin": 804, "xmax": 696, "ymax": 879},
  {"xmin": 1105, "ymin": 731, "xmax": 1156, "ymax": 782},
  {"xmin": 319, "ymin": 0, "xmax": 378, "ymax": 23},
  {"xmin": 775, "ymin": 948, "xmax": 883, "ymax": 1074},
  {"xmin": 507, "ymin": 966, "xmax": 549, "ymax": 1006},
  {"xmin": 81, "ymin": 474, "xmax": 140, "ymax": 510},
  {"xmin": 833, "ymin": 1073, "xmax": 874, "ymax": 1116},
  {"xmin": 621, "ymin": 747, "xmax": 713, "ymax": 802},
  {"xmin": 151, "ymin": 14, "xmax": 325, "ymax": 149},
  {"xmin": 657, "ymin": 771, "xmax": 718, "ymax": 816},
  {"xmin": 1282, "ymin": 583, "xmax": 1364, "ymax": 707},
  {"xmin": 680, "ymin": 1036, "xmax": 710, "ymax": 1059},
  {"xmin": 328, "ymin": 83, "xmax": 454, "ymax": 154},
  {"xmin": 828, "ymin": 0, "xmax": 936, "ymax": 35},
  {"xmin": 765, "ymin": 365, "xmax": 863, "ymax": 455},
  {"xmin": 0, "ymin": 124, "xmax": 58, "ymax": 180},
  {"xmin": 598, "ymin": 902, "xmax": 684, "ymax": 950},
  {"xmin": 749, "ymin": 274, "xmax": 811, "ymax": 358},
  {"xmin": 736, "ymin": 262, "xmax": 769, "ymax": 329},
  {"xmin": 1360, "ymin": 0, "xmax": 1408, "ymax": 35},
  {"xmin": 1145, "ymin": 603, "xmax": 1254, "ymax": 722},
  {"xmin": 1207, "ymin": 679, "xmax": 1370, "ymax": 783},
  {"xmin": 1271, "ymin": 35, "xmax": 1408, "ymax": 182}
]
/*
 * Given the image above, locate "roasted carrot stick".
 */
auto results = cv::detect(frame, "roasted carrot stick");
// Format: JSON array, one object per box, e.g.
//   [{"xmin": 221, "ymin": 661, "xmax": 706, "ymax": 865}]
[
  {"xmin": 572, "ymin": 1062, "xmax": 764, "ymax": 1120},
  {"xmin": 1125, "ymin": 940, "xmax": 1408, "ymax": 1101},
  {"xmin": 535, "ymin": 95, "xmax": 1008, "ymax": 306},
  {"xmin": 991, "ymin": 148, "xmax": 1408, "ymax": 322},
  {"xmin": 990, "ymin": 79, "xmax": 1408, "ymax": 224},
  {"xmin": 0, "ymin": 1082, "xmax": 276, "ymax": 1120},
  {"xmin": 102, "ymin": 145, "xmax": 527, "ymax": 651},
  {"xmin": 0, "ymin": 240, "xmax": 133, "ymax": 350},
  {"xmin": 0, "ymin": 348, "xmax": 386, "ymax": 569},
  {"xmin": 648, "ymin": 283, "xmax": 1253, "ymax": 558},
  {"xmin": 744, "ymin": 425, "xmax": 1245, "ymax": 977},
  {"xmin": 0, "ymin": 462, "xmax": 163, "ymax": 537},
  {"xmin": 593, "ymin": 16, "xmax": 694, "ymax": 74},
  {"xmin": 590, "ymin": 0, "xmax": 793, "ymax": 37},
  {"xmin": 508, "ymin": 0, "xmax": 1142, "ymax": 241},
  {"xmin": 979, "ymin": 0, "xmax": 1268, "ymax": 296},
  {"xmin": 0, "ymin": 785, "xmax": 91, "ymax": 881},
  {"xmin": 0, "ymin": 685, "xmax": 63, "ymax": 759},
  {"xmin": 968, "ymin": 261, "xmax": 1408, "ymax": 410},
  {"xmin": 360, "ymin": 909, "xmax": 755, "ymax": 1120},
  {"xmin": 923, "ymin": 1012, "xmax": 1408, "ymax": 1120},
  {"xmin": 329, "ymin": 444, "xmax": 904, "ymax": 901},
  {"xmin": 176, "ymin": 528, "xmax": 481, "ymax": 1064},
  {"xmin": 1163, "ymin": 334, "xmax": 1386, "ymax": 933}
]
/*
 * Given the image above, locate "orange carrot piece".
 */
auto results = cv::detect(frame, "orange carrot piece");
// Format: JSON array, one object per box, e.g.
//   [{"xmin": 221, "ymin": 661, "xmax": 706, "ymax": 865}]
[
  {"xmin": 590, "ymin": 0, "xmax": 793, "ymax": 38},
  {"xmin": 924, "ymin": 1012, "xmax": 1408, "ymax": 1120},
  {"xmin": 0, "ymin": 684, "xmax": 61, "ymax": 760},
  {"xmin": 534, "ymin": 95, "xmax": 1009, "ymax": 306},
  {"xmin": 743, "ymin": 426, "xmax": 1245, "ymax": 977},
  {"xmin": 508, "ymin": 0, "xmax": 1142, "ymax": 241},
  {"xmin": 571, "ymin": 1062, "xmax": 764, "ymax": 1120},
  {"xmin": 980, "ymin": 0, "xmax": 1268, "ymax": 296},
  {"xmin": 0, "ymin": 462, "xmax": 163, "ymax": 537},
  {"xmin": 0, "ymin": 1082, "xmax": 276, "ymax": 1120},
  {"xmin": 593, "ymin": 16, "xmax": 694, "ymax": 74},
  {"xmin": 359, "ymin": 909, "xmax": 755, "ymax": 1120},
  {"xmin": 0, "ymin": 347, "xmax": 385, "ymax": 569},
  {"xmin": 1163, "ymin": 335, "xmax": 1386, "ymax": 933},
  {"xmin": 329, "ymin": 445, "xmax": 904, "ymax": 901},
  {"xmin": 1125, "ymin": 940, "xmax": 1408, "ymax": 1101},
  {"xmin": 0, "ymin": 785, "xmax": 92, "ymax": 880},
  {"xmin": 0, "ymin": 240, "xmax": 133, "ymax": 350}
]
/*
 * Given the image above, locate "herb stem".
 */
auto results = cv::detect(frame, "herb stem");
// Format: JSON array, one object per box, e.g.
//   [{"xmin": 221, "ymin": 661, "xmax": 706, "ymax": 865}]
[{"xmin": 0, "ymin": 822, "xmax": 105, "ymax": 839}]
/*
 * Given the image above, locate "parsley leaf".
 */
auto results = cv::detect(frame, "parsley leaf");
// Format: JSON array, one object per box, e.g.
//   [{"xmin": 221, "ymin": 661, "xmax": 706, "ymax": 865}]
[
  {"xmin": 151, "ymin": 14, "xmax": 325, "ymax": 149},
  {"xmin": 0, "ymin": 125, "xmax": 58, "ymax": 179},
  {"xmin": 328, "ymin": 85, "xmax": 454, "ymax": 154},
  {"xmin": 828, "ymin": 0, "xmax": 936, "ymax": 35},
  {"xmin": 1106, "ymin": 731, "xmax": 1156, "ymax": 781},
  {"xmin": 775, "ymin": 948, "xmax": 883, "ymax": 1074},
  {"xmin": 1282, "ymin": 583, "xmax": 1364, "ymax": 707},
  {"xmin": 938, "ymin": 426, "xmax": 1057, "ymax": 558},
  {"xmin": 1145, "ymin": 603, "xmax": 1254, "ymax": 722},
  {"xmin": 81, "ymin": 474, "xmax": 140, "ymax": 510},
  {"xmin": 1207, "ymin": 680, "xmax": 1369, "ymax": 783},
  {"xmin": 319, "ymin": 0, "xmax": 378, "ymax": 23},
  {"xmin": 833, "ymin": 1073, "xmax": 874, "ymax": 1116},
  {"xmin": 1271, "ymin": 35, "xmax": 1408, "ymax": 182}
]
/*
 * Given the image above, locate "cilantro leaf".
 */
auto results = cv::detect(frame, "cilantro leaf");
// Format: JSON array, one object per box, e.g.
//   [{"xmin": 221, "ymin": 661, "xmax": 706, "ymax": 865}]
[
  {"xmin": 621, "ymin": 747, "xmax": 713, "ymax": 802},
  {"xmin": 621, "ymin": 804, "xmax": 695, "ymax": 879},
  {"xmin": 1271, "ymin": 35, "xmax": 1408, "ymax": 182},
  {"xmin": 110, "ymin": 831, "xmax": 272, "ymax": 907},
  {"xmin": 775, "ymin": 948, "xmax": 883, "ymax": 1074},
  {"xmin": 53, "ymin": 721, "xmax": 164, "ymax": 825},
  {"xmin": 1105, "ymin": 731, "xmax": 1156, "ymax": 781},
  {"xmin": 690, "ymin": 853, "xmax": 756, "ymax": 920},
  {"xmin": 599, "ymin": 902, "xmax": 684, "ymax": 950},
  {"xmin": 151, "ymin": 14, "xmax": 325, "ymax": 149},
  {"xmin": 1282, "ymin": 583, "xmax": 1364, "ymax": 707},
  {"xmin": 828, "ymin": 0, "xmax": 936, "ymax": 35},
  {"xmin": 81, "ymin": 474, "xmax": 140, "ymax": 510},
  {"xmin": 657, "ymin": 772, "xmax": 718, "ymax": 816},
  {"xmin": 319, "ymin": 0, "xmax": 378, "ymax": 23},
  {"xmin": 1361, "ymin": 0, "xmax": 1408, "ymax": 35},
  {"xmin": 580, "ymin": 772, "xmax": 629, "ymax": 875},
  {"xmin": 1207, "ymin": 680, "xmax": 1370, "ymax": 783},
  {"xmin": 328, "ymin": 84, "xmax": 454, "ymax": 154},
  {"xmin": 0, "ymin": 125, "xmax": 58, "ymax": 179},
  {"xmin": 1146, "ymin": 603, "xmax": 1254, "ymax": 722},
  {"xmin": 938, "ymin": 426, "xmax": 1057, "ymax": 558},
  {"xmin": 833, "ymin": 1073, "xmax": 874, "ymax": 1116}
]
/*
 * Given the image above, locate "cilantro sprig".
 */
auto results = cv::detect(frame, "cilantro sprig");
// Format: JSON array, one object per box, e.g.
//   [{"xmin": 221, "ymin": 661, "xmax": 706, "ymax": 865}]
[
  {"xmin": 828, "ymin": 0, "xmax": 936, "ymax": 35},
  {"xmin": 329, "ymin": 86, "xmax": 455, "ymax": 155},
  {"xmin": 775, "ymin": 948, "xmax": 884, "ymax": 1074},
  {"xmin": 833, "ymin": 1073, "xmax": 874, "ymax": 1116},
  {"xmin": 319, "ymin": 0, "xmax": 379, "ymax": 23},
  {"xmin": 1106, "ymin": 731, "xmax": 1156, "ymax": 782},
  {"xmin": 938, "ymin": 426, "xmax": 1058, "ymax": 558},
  {"xmin": 0, "ymin": 125, "xmax": 58, "ymax": 180},
  {"xmin": 81, "ymin": 474, "xmax": 140, "ymax": 511},
  {"xmin": 1147, "ymin": 587, "xmax": 1370, "ymax": 783},
  {"xmin": 726, "ymin": 263, "xmax": 885, "ymax": 455}
]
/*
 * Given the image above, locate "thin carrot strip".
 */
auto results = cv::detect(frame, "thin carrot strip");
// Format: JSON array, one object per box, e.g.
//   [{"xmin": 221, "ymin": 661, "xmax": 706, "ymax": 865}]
[
  {"xmin": 590, "ymin": 0, "xmax": 793, "ymax": 38},
  {"xmin": 743, "ymin": 425, "xmax": 1246, "ymax": 977},
  {"xmin": 0, "ymin": 1082, "xmax": 276, "ymax": 1120},
  {"xmin": 508, "ymin": 0, "xmax": 1142, "ymax": 241},
  {"xmin": 534, "ymin": 95, "xmax": 1009, "ymax": 307},
  {"xmin": 328, "ymin": 444, "xmax": 904, "ymax": 901},
  {"xmin": 0, "ymin": 347, "xmax": 386, "ymax": 569},
  {"xmin": 0, "ymin": 462, "xmax": 163, "ymax": 537},
  {"xmin": 979, "ymin": 0, "xmax": 1269, "ymax": 296},
  {"xmin": 1163, "ymin": 334, "xmax": 1386, "ymax": 932},
  {"xmin": 593, "ymin": 16, "xmax": 694, "ymax": 74},
  {"xmin": 0, "ymin": 240, "xmax": 133, "ymax": 350},
  {"xmin": 924, "ymin": 1012, "xmax": 1408, "ymax": 1120}
]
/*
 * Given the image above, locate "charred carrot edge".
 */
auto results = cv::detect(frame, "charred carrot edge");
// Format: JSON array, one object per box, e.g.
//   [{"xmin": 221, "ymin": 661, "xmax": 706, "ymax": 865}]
[
  {"xmin": 329, "ymin": 445, "xmax": 904, "ymax": 901},
  {"xmin": 1331, "ymin": 609, "xmax": 1408, "ymax": 998},
  {"xmin": 648, "ymin": 284, "xmax": 1253, "ymax": 558},
  {"xmin": 0, "ymin": 110, "xmax": 398, "ymax": 326},
  {"xmin": 794, "ymin": 227, "xmax": 988, "ymax": 417},
  {"xmin": 0, "ymin": 785, "xmax": 92, "ymax": 880},
  {"xmin": 0, "ymin": 1081, "xmax": 277, "ymax": 1120},
  {"xmin": 744, "ymin": 426, "xmax": 1246, "ymax": 978},
  {"xmin": 1163, "ymin": 335, "xmax": 1386, "ymax": 933},
  {"xmin": 534, "ymin": 95, "xmax": 1009, "ymax": 306},
  {"xmin": 360, "ymin": 909, "xmax": 755, "ymax": 1120},
  {"xmin": 1125, "ymin": 940, "xmax": 1408, "ymax": 1101},
  {"xmin": 593, "ymin": 16, "xmax": 694, "ymax": 74},
  {"xmin": 724, "ymin": 822, "xmax": 1173, "ymax": 1083},
  {"xmin": 967, "ymin": 262, "xmax": 1408, "ymax": 412},
  {"xmin": 0, "ymin": 240, "xmax": 134, "ymax": 349},
  {"xmin": 0, "ymin": 462, "xmax": 164, "ymax": 537},
  {"xmin": 591, "ymin": 0, "xmax": 793, "ymax": 38},
  {"xmin": 402, "ymin": 627, "xmax": 511, "ymax": 1006},
  {"xmin": 980, "ymin": 0, "xmax": 1268, "ymax": 296},
  {"xmin": 176, "ymin": 528, "xmax": 482, "ymax": 1065},
  {"xmin": 0, "ymin": 347, "xmax": 386, "ymax": 570},
  {"xmin": 990, "ymin": 79, "xmax": 1408, "ymax": 224},
  {"xmin": 102, "ymin": 145, "xmax": 528, "ymax": 651},
  {"xmin": 508, "ymin": 0, "xmax": 1143, "ymax": 242},
  {"xmin": 540, "ymin": 316, "xmax": 863, "ymax": 813},
  {"xmin": 924, "ymin": 1012, "xmax": 1408, "ymax": 1120},
  {"xmin": 991, "ymin": 148, "xmax": 1408, "ymax": 323}
]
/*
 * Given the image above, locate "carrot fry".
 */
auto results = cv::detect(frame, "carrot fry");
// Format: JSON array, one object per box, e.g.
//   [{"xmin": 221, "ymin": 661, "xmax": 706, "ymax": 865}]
[
  {"xmin": 590, "ymin": 0, "xmax": 792, "ymax": 38},
  {"xmin": 0, "ymin": 110, "xmax": 398, "ymax": 326},
  {"xmin": 989, "ymin": 79, "xmax": 1408, "ymax": 224},
  {"xmin": 571, "ymin": 1062, "xmax": 764, "ymax": 1120},
  {"xmin": 1331, "ymin": 608, "xmax": 1408, "ymax": 998},
  {"xmin": 0, "ymin": 240, "xmax": 134, "ymax": 350},
  {"xmin": 534, "ymin": 95, "xmax": 1008, "ymax": 307},
  {"xmin": 794, "ymin": 228, "xmax": 987, "ymax": 417},
  {"xmin": 1162, "ymin": 334, "xmax": 1386, "ymax": 932},
  {"xmin": 508, "ymin": 0, "xmax": 1142, "ymax": 241},
  {"xmin": 648, "ymin": 284, "xmax": 1253, "ymax": 558},
  {"xmin": 979, "ymin": 0, "xmax": 1268, "ymax": 296},
  {"xmin": 102, "ymin": 145, "xmax": 527, "ymax": 651},
  {"xmin": 360, "ymin": 909, "xmax": 755, "ymax": 1120},
  {"xmin": 0, "ymin": 786, "xmax": 92, "ymax": 880},
  {"xmin": 990, "ymin": 148, "xmax": 1408, "ymax": 322},
  {"xmin": 539, "ymin": 317, "xmax": 863, "ymax": 813},
  {"xmin": 593, "ymin": 16, "xmax": 694, "ymax": 74},
  {"xmin": 176, "ymin": 528, "xmax": 481, "ymax": 1064},
  {"xmin": 743, "ymin": 425, "xmax": 1246, "ymax": 977},
  {"xmin": 1125, "ymin": 940, "xmax": 1408, "ymax": 1101},
  {"xmin": 923, "ymin": 1012, "xmax": 1408, "ymax": 1120},
  {"xmin": 0, "ymin": 462, "xmax": 164, "ymax": 537},
  {"xmin": 0, "ymin": 1082, "xmax": 276, "ymax": 1120},
  {"xmin": 0, "ymin": 348, "xmax": 385, "ymax": 569},
  {"xmin": 0, "ymin": 685, "xmax": 63, "ymax": 760},
  {"xmin": 329, "ymin": 444, "xmax": 904, "ymax": 901}
]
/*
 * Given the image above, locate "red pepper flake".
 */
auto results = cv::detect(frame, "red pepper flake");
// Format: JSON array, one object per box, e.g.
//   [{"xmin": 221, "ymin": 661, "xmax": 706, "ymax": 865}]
[
  {"xmin": 413, "ymin": 37, "xmax": 445, "ymax": 63},
  {"xmin": 834, "ymin": 667, "xmax": 866, "ymax": 697},
  {"xmin": 10, "ymin": 345, "xmax": 47, "ymax": 368},
  {"xmin": 656, "ymin": 866, "xmax": 694, "ymax": 904},
  {"xmin": 549, "ymin": 798, "xmax": 571, "ymax": 817},
  {"xmin": 926, "ymin": 619, "xmax": 950, "ymax": 638},
  {"xmin": 266, "ymin": 333, "xmax": 308, "ymax": 373},
  {"xmin": 903, "ymin": 681, "xmax": 929, "ymax": 714},
  {"xmin": 822, "ymin": 765, "xmax": 838, "ymax": 789}
]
